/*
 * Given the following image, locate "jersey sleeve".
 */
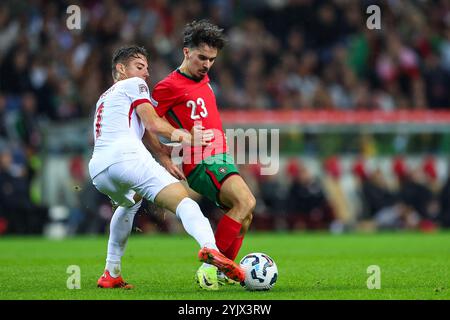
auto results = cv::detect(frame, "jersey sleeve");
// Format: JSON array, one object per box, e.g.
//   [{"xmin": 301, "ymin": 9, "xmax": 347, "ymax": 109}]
[
  {"xmin": 123, "ymin": 77, "xmax": 152, "ymax": 109},
  {"xmin": 151, "ymin": 81, "xmax": 175, "ymax": 117}
]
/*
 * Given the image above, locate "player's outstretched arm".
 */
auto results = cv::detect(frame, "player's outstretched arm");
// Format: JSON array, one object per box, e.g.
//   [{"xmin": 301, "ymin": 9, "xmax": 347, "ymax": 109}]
[
  {"xmin": 136, "ymin": 102, "xmax": 213, "ymax": 146},
  {"xmin": 136, "ymin": 102, "xmax": 187, "ymax": 142},
  {"xmin": 142, "ymin": 130, "xmax": 172, "ymax": 158}
]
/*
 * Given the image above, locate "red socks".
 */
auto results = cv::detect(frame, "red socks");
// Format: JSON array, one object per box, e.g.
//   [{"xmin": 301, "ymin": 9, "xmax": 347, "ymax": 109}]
[
  {"xmin": 214, "ymin": 214, "xmax": 242, "ymax": 259},
  {"xmin": 224, "ymin": 235, "xmax": 244, "ymax": 261}
]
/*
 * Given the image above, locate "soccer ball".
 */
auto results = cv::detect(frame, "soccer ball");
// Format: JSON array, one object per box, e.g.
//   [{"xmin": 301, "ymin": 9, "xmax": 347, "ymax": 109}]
[{"xmin": 239, "ymin": 252, "xmax": 278, "ymax": 291}]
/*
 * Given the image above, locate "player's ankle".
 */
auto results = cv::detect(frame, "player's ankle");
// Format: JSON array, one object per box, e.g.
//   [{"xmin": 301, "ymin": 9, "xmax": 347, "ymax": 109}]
[{"xmin": 105, "ymin": 261, "xmax": 121, "ymax": 278}]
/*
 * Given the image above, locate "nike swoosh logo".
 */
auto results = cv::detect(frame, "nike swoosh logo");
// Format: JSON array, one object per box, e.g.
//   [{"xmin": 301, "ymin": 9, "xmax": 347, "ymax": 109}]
[{"xmin": 203, "ymin": 274, "xmax": 213, "ymax": 286}]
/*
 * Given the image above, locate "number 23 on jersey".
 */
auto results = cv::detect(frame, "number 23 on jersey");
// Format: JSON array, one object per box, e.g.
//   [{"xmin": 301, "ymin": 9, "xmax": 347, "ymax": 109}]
[{"xmin": 186, "ymin": 98, "xmax": 208, "ymax": 120}]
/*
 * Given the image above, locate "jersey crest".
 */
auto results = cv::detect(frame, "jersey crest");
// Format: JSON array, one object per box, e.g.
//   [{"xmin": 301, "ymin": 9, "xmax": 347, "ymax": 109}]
[{"xmin": 139, "ymin": 83, "xmax": 148, "ymax": 94}]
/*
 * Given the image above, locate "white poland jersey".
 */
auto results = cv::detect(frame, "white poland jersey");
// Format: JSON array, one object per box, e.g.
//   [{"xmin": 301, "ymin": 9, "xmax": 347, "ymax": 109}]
[{"xmin": 89, "ymin": 77, "xmax": 152, "ymax": 179}]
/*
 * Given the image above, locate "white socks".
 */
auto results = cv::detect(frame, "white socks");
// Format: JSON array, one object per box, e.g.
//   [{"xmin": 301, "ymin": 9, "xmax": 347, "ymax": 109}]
[
  {"xmin": 105, "ymin": 200, "xmax": 142, "ymax": 277},
  {"xmin": 105, "ymin": 197, "xmax": 218, "ymax": 278},
  {"xmin": 176, "ymin": 197, "xmax": 218, "ymax": 251}
]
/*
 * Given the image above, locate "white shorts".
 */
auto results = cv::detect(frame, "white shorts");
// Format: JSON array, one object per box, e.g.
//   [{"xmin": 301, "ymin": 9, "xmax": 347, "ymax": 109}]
[{"xmin": 91, "ymin": 155, "xmax": 179, "ymax": 208}]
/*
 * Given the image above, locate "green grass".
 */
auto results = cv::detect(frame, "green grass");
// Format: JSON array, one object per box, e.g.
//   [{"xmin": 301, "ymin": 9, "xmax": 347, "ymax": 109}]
[{"xmin": 0, "ymin": 232, "xmax": 449, "ymax": 300}]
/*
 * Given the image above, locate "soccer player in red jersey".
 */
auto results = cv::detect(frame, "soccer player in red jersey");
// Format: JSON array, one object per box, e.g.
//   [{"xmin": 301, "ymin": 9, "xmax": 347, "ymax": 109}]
[
  {"xmin": 150, "ymin": 20, "xmax": 256, "ymax": 290},
  {"xmin": 91, "ymin": 45, "xmax": 245, "ymax": 289}
]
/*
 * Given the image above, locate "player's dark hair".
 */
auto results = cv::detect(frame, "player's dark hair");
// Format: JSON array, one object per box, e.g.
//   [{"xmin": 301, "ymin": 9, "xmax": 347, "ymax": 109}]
[
  {"xmin": 183, "ymin": 20, "xmax": 226, "ymax": 50},
  {"xmin": 111, "ymin": 45, "xmax": 148, "ymax": 80}
]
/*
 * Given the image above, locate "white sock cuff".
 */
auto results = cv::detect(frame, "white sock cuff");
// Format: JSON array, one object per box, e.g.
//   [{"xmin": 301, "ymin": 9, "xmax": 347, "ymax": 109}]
[
  {"xmin": 175, "ymin": 197, "xmax": 198, "ymax": 219},
  {"xmin": 121, "ymin": 199, "xmax": 142, "ymax": 215}
]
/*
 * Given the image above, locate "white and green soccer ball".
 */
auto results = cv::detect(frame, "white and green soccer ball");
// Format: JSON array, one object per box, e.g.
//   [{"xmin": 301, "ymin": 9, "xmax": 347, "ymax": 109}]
[{"xmin": 239, "ymin": 252, "xmax": 278, "ymax": 291}]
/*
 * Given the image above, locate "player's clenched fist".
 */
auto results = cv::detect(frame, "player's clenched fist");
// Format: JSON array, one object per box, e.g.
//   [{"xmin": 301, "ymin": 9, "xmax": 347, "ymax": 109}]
[{"xmin": 191, "ymin": 124, "xmax": 214, "ymax": 146}]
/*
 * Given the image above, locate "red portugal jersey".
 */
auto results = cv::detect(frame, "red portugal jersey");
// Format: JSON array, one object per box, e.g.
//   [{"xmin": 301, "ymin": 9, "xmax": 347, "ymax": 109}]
[{"xmin": 151, "ymin": 69, "xmax": 228, "ymax": 176}]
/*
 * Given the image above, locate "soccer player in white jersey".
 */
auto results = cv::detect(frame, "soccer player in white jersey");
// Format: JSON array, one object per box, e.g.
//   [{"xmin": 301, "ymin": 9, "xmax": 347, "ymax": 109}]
[{"xmin": 89, "ymin": 46, "xmax": 245, "ymax": 288}]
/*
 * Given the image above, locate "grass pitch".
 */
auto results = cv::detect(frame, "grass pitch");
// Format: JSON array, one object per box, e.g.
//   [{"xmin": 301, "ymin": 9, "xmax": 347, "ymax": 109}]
[{"xmin": 0, "ymin": 231, "xmax": 449, "ymax": 300}]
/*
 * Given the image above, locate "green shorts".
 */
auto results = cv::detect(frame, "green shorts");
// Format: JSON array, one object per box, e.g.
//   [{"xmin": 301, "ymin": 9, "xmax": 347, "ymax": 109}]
[{"xmin": 187, "ymin": 153, "xmax": 240, "ymax": 208}]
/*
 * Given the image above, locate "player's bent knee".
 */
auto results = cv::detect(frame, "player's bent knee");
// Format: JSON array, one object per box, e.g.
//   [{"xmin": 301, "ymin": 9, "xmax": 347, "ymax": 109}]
[
  {"xmin": 248, "ymin": 194, "xmax": 256, "ymax": 212},
  {"xmin": 154, "ymin": 182, "xmax": 189, "ymax": 213},
  {"xmin": 237, "ymin": 193, "xmax": 256, "ymax": 215},
  {"xmin": 231, "ymin": 196, "xmax": 255, "ymax": 223}
]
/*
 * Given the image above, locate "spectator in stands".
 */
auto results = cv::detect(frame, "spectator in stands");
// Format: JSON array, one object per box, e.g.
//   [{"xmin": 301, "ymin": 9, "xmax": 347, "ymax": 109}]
[
  {"xmin": 421, "ymin": 156, "xmax": 441, "ymax": 225},
  {"xmin": 0, "ymin": 44, "xmax": 32, "ymax": 95},
  {"xmin": 392, "ymin": 157, "xmax": 438, "ymax": 230},
  {"xmin": 13, "ymin": 92, "xmax": 41, "ymax": 150},
  {"xmin": 246, "ymin": 163, "xmax": 284, "ymax": 230},
  {"xmin": 322, "ymin": 156, "xmax": 354, "ymax": 230},
  {"xmin": 285, "ymin": 158, "xmax": 334, "ymax": 230},
  {"xmin": 0, "ymin": 144, "xmax": 46, "ymax": 234},
  {"xmin": 351, "ymin": 157, "xmax": 422, "ymax": 230},
  {"xmin": 355, "ymin": 164, "xmax": 397, "ymax": 220},
  {"xmin": 423, "ymin": 53, "xmax": 450, "ymax": 109}
]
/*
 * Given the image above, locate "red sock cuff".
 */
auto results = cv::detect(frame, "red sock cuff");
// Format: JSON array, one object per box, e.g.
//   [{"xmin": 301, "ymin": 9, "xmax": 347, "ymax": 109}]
[{"xmin": 215, "ymin": 215, "xmax": 242, "ymax": 253}]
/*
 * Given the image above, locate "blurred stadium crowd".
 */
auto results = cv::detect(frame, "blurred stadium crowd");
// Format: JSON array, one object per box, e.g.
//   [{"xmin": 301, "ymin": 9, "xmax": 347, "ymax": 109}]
[{"xmin": 1, "ymin": 0, "xmax": 450, "ymax": 235}]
